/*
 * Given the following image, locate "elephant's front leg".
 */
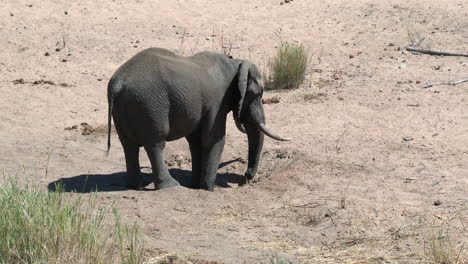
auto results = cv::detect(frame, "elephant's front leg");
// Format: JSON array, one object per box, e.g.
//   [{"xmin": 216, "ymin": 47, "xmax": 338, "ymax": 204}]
[
  {"xmin": 144, "ymin": 142, "xmax": 180, "ymax": 190},
  {"xmin": 199, "ymin": 136, "xmax": 225, "ymax": 191}
]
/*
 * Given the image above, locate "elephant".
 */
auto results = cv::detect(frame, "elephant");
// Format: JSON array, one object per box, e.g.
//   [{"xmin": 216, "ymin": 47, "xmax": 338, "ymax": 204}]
[{"xmin": 106, "ymin": 47, "xmax": 290, "ymax": 191}]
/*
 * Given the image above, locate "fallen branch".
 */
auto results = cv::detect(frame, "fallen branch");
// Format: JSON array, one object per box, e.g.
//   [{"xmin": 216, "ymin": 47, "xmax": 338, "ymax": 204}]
[
  {"xmin": 406, "ymin": 47, "xmax": 468, "ymax": 57},
  {"xmin": 423, "ymin": 78, "xmax": 468, "ymax": 89}
]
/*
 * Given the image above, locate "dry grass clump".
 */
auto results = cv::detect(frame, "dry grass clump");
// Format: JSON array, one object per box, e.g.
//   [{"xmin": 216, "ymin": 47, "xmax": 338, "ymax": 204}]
[
  {"xmin": 265, "ymin": 42, "xmax": 310, "ymax": 90},
  {"xmin": 425, "ymin": 229, "xmax": 467, "ymax": 264},
  {"xmin": 0, "ymin": 175, "xmax": 145, "ymax": 264},
  {"xmin": 269, "ymin": 255, "xmax": 293, "ymax": 264}
]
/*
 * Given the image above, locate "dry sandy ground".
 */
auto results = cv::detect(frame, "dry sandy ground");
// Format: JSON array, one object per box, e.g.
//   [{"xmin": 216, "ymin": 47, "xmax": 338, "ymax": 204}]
[{"xmin": 1, "ymin": 0, "xmax": 467, "ymax": 263}]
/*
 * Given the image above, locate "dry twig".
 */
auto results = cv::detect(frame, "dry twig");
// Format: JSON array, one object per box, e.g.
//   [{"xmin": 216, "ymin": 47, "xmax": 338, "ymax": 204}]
[
  {"xmin": 406, "ymin": 47, "xmax": 468, "ymax": 57},
  {"xmin": 423, "ymin": 78, "xmax": 468, "ymax": 89}
]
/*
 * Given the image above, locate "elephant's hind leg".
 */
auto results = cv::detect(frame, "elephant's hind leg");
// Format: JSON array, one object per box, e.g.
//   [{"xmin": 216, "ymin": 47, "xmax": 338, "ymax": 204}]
[
  {"xmin": 144, "ymin": 142, "xmax": 180, "ymax": 190},
  {"xmin": 187, "ymin": 132, "xmax": 202, "ymax": 189},
  {"xmin": 122, "ymin": 143, "xmax": 143, "ymax": 189}
]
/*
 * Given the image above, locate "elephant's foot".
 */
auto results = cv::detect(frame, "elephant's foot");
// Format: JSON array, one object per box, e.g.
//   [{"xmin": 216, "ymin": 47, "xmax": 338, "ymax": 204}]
[
  {"xmin": 126, "ymin": 175, "xmax": 144, "ymax": 190},
  {"xmin": 190, "ymin": 182, "xmax": 201, "ymax": 189},
  {"xmin": 199, "ymin": 181, "xmax": 215, "ymax": 191},
  {"xmin": 155, "ymin": 177, "xmax": 180, "ymax": 190}
]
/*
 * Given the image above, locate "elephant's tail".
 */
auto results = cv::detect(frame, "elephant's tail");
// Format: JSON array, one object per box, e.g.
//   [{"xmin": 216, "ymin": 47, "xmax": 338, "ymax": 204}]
[
  {"xmin": 106, "ymin": 100, "xmax": 112, "ymax": 157},
  {"xmin": 106, "ymin": 79, "xmax": 122, "ymax": 157}
]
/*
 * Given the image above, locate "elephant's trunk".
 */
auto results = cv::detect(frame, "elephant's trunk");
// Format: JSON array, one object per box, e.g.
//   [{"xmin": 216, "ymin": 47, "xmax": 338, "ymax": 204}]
[
  {"xmin": 244, "ymin": 122, "xmax": 264, "ymax": 182},
  {"xmin": 235, "ymin": 119, "xmax": 247, "ymax": 134}
]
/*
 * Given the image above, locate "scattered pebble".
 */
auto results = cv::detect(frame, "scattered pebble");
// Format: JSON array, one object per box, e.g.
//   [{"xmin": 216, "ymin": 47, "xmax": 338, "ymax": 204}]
[
  {"xmin": 262, "ymin": 96, "xmax": 280, "ymax": 104},
  {"xmin": 433, "ymin": 200, "xmax": 442, "ymax": 206},
  {"xmin": 33, "ymin": 79, "xmax": 55, "ymax": 85},
  {"xmin": 64, "ymin": 125, "xmax": 78, "ymax": 131},
  {"xmin": 13, "ymin": 78, "xmax": 25, "ymax": 85}
]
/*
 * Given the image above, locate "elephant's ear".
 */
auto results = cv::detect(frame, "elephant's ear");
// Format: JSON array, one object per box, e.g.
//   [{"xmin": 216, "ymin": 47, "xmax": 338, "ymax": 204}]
[{"xmin": 234, "ymin": 61, "xmax": 251, "ymax": 120}]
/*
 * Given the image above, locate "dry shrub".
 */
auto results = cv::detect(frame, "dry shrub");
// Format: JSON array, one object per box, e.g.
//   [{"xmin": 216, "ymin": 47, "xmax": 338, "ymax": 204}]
[{"xmin": 265, "ymin": 42, "xmax": 310, "ymax": 90}]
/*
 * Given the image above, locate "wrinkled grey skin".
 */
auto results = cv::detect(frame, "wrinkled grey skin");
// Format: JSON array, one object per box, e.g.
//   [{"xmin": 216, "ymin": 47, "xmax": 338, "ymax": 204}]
[{"xmin": 107, "ymin": 48, "xmax": 289, "ymax": 191}]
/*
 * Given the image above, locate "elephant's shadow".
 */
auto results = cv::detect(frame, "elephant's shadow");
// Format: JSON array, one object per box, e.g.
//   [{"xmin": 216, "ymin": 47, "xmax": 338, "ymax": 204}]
[{"xmin": 47, "ymin": 159, "xmax": 245, "ymax": 193}]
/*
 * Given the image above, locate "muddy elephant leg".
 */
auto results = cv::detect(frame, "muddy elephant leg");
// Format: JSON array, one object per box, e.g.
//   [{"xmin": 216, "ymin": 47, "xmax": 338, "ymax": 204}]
[
  {"xmin": 187, "ymin": 132, "xmax": 202, "ymax": 189},
  {"xmin": 199, "ymin": 136, "xmax": 225, "ymax": 191},
  {"xmin": 144, "ymin": 142, "xmax": 180, "ymax": 190},
  {"xmin": 122, "ymin": 143, "xmax": 143, "ymax": 189}
]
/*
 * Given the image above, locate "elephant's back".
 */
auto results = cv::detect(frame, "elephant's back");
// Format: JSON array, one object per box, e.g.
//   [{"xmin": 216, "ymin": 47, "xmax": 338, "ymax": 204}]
[{"xmin": 110, "ymin": 49, "xmax": 206, "ymax": 144}]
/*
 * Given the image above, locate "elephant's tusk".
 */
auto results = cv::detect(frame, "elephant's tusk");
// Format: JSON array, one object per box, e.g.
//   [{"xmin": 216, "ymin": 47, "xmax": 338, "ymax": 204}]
[
  {"xmin": 258, "ymin": 123, "xmax": 291, "ymax": 141},
  {"xmin": 235, "ymin": 119, "xmax": 247, "ymax": 134}
]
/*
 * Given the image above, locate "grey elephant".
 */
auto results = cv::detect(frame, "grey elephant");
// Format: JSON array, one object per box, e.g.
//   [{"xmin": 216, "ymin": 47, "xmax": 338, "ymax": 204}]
[{"xmin": 107, "ymin": 47, "xmax": 290, "ymax": 191}]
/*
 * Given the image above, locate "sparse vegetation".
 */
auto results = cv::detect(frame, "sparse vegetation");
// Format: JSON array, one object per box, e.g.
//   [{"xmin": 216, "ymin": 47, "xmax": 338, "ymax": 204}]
[
  {"xmin": 303, "ymin": 92, "xmax": 326, "ymax": 102},
  {"xmin": 265, "ymin": 42, "xmax": 310, "ymax": 90},
  {"xmin": 425, "ymin": 229, "xmax": 467, "ymax": 264},
  {"xmin": 0, "ymin": 174, "xmax": 145, "ymax": 264},
  {"xmin": 269, "ymin": 255, "xmax": 293, "ymax": 264}
]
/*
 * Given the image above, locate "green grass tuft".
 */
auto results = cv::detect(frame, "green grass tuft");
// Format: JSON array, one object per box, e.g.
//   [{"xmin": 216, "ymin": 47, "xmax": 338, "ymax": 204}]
[
  {"xmin": 265, "ymin": 42, "xmax": 310, "ymax": 90},
  {"xmin": 0, "ymin": 174, "xmax": 145, "ymax": 264}
]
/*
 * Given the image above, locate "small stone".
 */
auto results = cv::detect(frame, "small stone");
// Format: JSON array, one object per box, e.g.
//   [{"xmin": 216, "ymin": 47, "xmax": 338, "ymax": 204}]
[
  {"xmin": 55, "ymin": 48, "xmax": 61, "ymax": 52},
  {"xmin": 388, "ymin": 42, "xmax": 395, "ymax": 46},
  {"xmin": 44, "ymin": 52, "xmax": 50, "ymax": 56},
  {"xmin": 64, "ymin": 11, "xmax": 68, "ymax": 15},
  {"xmin": 13, "ymin": 78, "xmax": 25, "ymax": 85},
  {"xmin": 433, "ymin": 200, "xmax": 442, "ymax": 206}
]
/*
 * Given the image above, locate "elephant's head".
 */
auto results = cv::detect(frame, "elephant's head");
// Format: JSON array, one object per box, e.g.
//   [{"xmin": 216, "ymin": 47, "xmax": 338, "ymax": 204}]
[{"xmin": 233, "ymin": 61, "xmax": 291, "ymax": 182}]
